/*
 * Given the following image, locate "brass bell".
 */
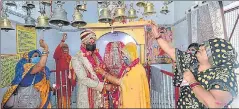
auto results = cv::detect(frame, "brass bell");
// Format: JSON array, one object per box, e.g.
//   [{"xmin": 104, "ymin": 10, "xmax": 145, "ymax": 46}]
[
  {"xmin": 136, "ymin": 1, "xmax": 145, "ymax": 7},
  {"xmin": 36, "ymin": 6, "xmax": 51, "ymax": 29},
  {"xmin": 41, "ymin": 1, "xmax": 52, "ymax": 6},
  {"xmin": 114, "ymin": 7, "xmax": 126, "ymax": 22},
  {"xmin": 36, "ymin": 15, "xmax": 51, "ymax": 29},
  {"xmin": 71, "ymin": 8, "xmax": 86, "ymax": 27},
  {"xmin": 160, "ymin": 5, "xmax": 169, "ymax": 14},
  {"xmin": 26, "ymin": 1, "xmax": 35, "ymax": 9},
  {"xmin": 128, "ymin": 4, "xmax": 138, "ymax": 20},
  {"xmin": 98, "ymin": 8, "xmax": 112, "ymax": 23},
  {"xmin": 143, "ymin": 2, "xmax": 156, "ymax": 15},
  {"xmin": 0, "ymin": 11, "xmax": 14, "ymax": 31},
  {"xmin": 5, "ymin": 1, "xmax": 17, "ymax": 7},
  {"xmin": 0, "ymin": 18, "xmax": 14, "ymax": 31},
  {"xmin": 49, "ymin": 1, "xmax": 70, "ymax": 27},
  {"xmin": 24, "ymin": 16, "xmax": 36, "ymax": 27}
]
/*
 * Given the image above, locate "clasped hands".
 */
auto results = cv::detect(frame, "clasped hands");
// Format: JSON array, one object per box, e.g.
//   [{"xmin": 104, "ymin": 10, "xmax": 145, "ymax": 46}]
[
  {"xmin": 94, "ymin": 66, "xmax": 116, "ymax": 92},
  {"xmin": 94, "ymin": 66, "xmax": 106, "ymax": 75}
]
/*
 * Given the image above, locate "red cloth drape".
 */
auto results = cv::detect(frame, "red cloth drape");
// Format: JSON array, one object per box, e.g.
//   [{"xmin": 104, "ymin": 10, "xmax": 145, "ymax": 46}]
[{"xmin": 53, "ymin": 44, "xmax": 76, "ymax": 97}]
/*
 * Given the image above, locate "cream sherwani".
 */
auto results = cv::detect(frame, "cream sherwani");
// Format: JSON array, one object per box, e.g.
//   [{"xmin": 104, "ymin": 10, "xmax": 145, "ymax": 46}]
[{"xmin": 71, "ymin": 51, "xmax": 104, "ymax": 108}]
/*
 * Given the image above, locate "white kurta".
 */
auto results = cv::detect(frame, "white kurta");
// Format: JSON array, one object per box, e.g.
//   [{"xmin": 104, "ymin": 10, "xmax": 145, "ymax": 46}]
[{"xmin": 71, "ymin": 51, "xmax": 104, "ymax": 108}]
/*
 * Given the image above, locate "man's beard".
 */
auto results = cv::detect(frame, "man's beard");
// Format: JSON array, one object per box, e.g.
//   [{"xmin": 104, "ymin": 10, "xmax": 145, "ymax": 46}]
[{"xmin": 86, "ymin": 44, "xmax": 96, "ymax": 51}]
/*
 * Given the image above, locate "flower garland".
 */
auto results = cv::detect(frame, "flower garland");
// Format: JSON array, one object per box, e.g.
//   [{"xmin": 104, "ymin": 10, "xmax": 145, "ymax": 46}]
[
  {"xmin": 80, "ymin": 45, "xmax": 106, "ymax": 82},
  {"xmin": 80, "ymin": 45, "xmax": 107, "ymax": 108}
]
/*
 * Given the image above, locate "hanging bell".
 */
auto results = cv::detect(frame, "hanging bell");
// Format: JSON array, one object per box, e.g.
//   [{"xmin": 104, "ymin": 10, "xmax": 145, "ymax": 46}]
[
  {"xmin": 49, "ymin": 1, "xmax": 70, "ymax": 27},
  {"xmin": 136, "ymin": 1, "xmax": 145, "ymax": 7},
  {"xmin": 160, "ymin": 5, "xmax": 169, "ymax": 14},
  {"xmin": 128, "ymin": 4, "xmax": 138, "ymax": 20},
  {"xmin": 0, "ymin": 18, "xmax": 14, "ymax": 31},
  {"xmin": 36, "ymin": 14, "xmax": 51, "ymax": 29},
  {"xmin": 143, "ymin": 2, "xmax": 156, "ymax": 15},
  {"xmin": 114, "ymin": 7, "xmax": 127, "ymax": 22},
  {"xmin": 98, "ymin": 8, "xmax": 112, "ymax": 23},
  {"xmin": 71, "ymin": 8, "xmax": 86, "ymax": 27},
  {"xmin": 36, "ymin": 6, "xmax": 51, "ymax": 29},
  {"xmin": 41, "ymin": 1, "xmax": 52, "ymax": 6},
  {"xmin": 5, "ymin": 1, "xmax": 16, "ymax": 7},
  {"xmin": 26, "ymin": 1, "xmax": 35, "ymax": 9},
  {"xmin": 24, "ymin": 16, "xmax": 36, "ymax": 27},
  {"xmin": 0, "ymin": 9, "xmax": 14, "ymax": 31}
]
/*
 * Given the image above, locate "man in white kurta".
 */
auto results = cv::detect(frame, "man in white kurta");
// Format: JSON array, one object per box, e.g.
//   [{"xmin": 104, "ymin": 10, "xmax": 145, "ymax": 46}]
[{"xmin": 71, "ymin": 30, "xmax": 105, "ymax": 108}]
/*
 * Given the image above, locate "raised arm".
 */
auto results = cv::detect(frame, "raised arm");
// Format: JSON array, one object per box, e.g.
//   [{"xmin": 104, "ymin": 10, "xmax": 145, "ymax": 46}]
[
  {"xmin": 151, "ymin": 24, "xmax": 176, "ymax": 61},
  {"xmin": 53, "ymin": 33, "xmax": 67, "ymax": 60},
  {"xmin": 31, "ymin": 39, "xmax": 49, "ymax": 74},
  {"xmin": 71, "ymin": 56, "xmax": 104, "ymax": 91}
]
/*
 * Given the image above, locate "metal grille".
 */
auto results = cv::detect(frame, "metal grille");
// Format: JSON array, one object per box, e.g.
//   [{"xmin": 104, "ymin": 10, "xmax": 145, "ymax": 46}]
[
  {"xmin": 150, "ymin": 66, "xmax": 175, "ymax": 108},
  {"xmin": 224, "ymin": 6, "xmax": 239, "ymax": 108},
  {"xmin": 224, "ymin": 7, "xmax": 239, "ymax": 74}
]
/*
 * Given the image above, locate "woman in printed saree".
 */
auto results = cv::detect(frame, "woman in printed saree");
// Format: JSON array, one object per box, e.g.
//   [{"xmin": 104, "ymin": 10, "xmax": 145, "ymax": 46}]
[
  {"xmin": 151, "ymin": 24, "xmax": 238, "ymax": 108},
  {"xmin": 1, "ymin": 39, "xmax": 51, "ymax": 108},
  {"xmin": 94, "ymin": 42, "xmax": 151, "ymax": 108}
]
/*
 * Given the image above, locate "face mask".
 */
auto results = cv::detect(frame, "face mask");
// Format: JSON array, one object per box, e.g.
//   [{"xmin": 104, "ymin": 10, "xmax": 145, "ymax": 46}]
[
  {"xmin": 86, "ymin": 44, "xmax": 96, "ymax": 51},
  {"xmin": 31, "ymin": 57, "xmax": 40, "ymax": 64},
  {"xmin": 122, "ymin": 56, "xmax": 130, "ymax": 66}
]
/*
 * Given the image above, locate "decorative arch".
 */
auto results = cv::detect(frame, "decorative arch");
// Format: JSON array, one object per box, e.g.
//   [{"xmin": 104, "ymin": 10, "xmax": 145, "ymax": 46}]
[{"xmin": 81, "ymin": 20, "xmax": 155, "ymax": 64}]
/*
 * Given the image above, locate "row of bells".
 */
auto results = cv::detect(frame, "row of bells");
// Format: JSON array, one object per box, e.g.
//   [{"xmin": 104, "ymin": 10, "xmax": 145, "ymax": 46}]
[
  {"xmin": 0, "ymin": 1, "xmax": 52, "ymax": 31},
  {"xmin": 1, "ymin": 1, "xmax": 168, "ymax": 31},
  {"xmin": 48, "ymin": 1, "xmax": 87, "ymax": 28},
  {"xmin": 1, "ymin": 1, "xmax": 87, "ymax": 31},
  {"xmin": 137, "ymin": 1, "xmax": 169, "ymax": 14},
  {"xmin": 27, "ymin": 1, "xmax": 87, "ymax": 29},
  {"xmin": 98, "ymin": 2, "xmax": 157, "ymax": 23}
]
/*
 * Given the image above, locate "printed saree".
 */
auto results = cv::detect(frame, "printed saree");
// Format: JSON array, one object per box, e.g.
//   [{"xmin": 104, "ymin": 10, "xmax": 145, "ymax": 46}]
[
  {"xmin": 174, "ymin": 38, "xmax": 238, "ymax": 108},
  {"xmin": 1, "ymin": 50, "xmax": 51, "ymax": 108}
]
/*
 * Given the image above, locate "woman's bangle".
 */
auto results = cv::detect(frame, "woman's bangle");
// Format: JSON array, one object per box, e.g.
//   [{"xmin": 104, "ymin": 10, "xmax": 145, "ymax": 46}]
[
  {"xmin": 42, "ymin": 51, "xmax": 49, "ymax": 55},
  {"xmin": 190, "ymin": 81, "xmax": 200, "ymax": 89},
  {"xmin": 61, "ymin": 40, "xmax": 65, "ymax": 42}
]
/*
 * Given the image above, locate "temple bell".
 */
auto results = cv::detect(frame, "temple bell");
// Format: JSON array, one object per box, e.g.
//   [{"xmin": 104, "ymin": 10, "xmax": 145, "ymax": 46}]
[
  {"xmin": 71, "ymin": 8, "xmax": 87, "ymax": 28},
  {"xmin": 49, "ymin": 1, "xmax": 70, "ymax": 27}
]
